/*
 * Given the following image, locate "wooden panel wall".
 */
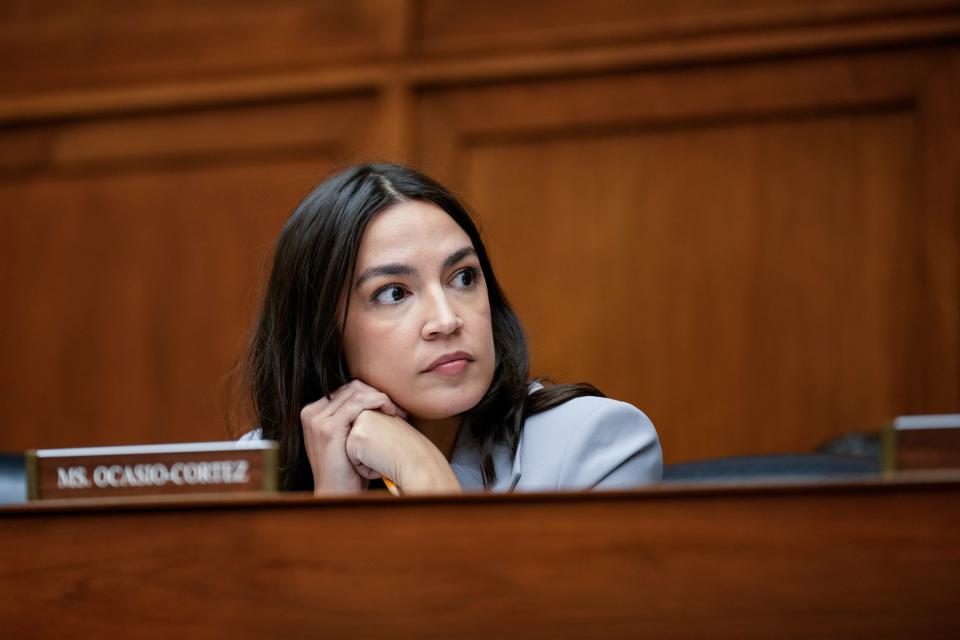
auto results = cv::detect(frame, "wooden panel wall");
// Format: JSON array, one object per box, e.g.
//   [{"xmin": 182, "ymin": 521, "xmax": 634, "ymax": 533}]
[{"xmin": 0, "ymin": 0, "xmax": 958, "ymax": 463}]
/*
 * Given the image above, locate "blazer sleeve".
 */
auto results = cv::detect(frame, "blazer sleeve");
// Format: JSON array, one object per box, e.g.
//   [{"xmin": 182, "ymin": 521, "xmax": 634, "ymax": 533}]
[{"xmin": 553, "ymin": 398, "xmax": 662, "ymax": 490}]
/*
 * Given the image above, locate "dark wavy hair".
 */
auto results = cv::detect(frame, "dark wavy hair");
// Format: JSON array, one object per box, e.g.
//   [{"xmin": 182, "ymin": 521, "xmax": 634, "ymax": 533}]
[{"xmin": 244, "ymin": 163, "xmax": 601, "ymax": 490}]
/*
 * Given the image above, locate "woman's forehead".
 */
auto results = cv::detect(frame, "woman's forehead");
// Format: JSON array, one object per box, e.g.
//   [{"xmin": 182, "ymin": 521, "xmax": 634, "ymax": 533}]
[{"xmin": 356, "ymin": 201, "xmax": 473, "ymax": 264}]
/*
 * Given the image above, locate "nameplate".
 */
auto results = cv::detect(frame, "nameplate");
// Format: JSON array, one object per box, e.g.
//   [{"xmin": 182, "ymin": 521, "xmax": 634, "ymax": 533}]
[
  {"xmin": 25, "ymin": 441, "xmax": 279, "ymax": 501},
  {"xmin": 884, "ymin": 414, "xmax": 960, "ymax": 471}
]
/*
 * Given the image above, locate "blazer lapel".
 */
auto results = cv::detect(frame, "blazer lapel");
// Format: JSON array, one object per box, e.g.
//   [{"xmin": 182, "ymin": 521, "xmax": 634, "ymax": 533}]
[{"xmin": 450, "ymin": 424, "xmax": 523, "ymax": 492}]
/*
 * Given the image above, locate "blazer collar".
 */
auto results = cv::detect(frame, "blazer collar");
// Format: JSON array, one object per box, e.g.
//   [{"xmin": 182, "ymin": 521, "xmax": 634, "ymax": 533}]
[
  {"xmin": 449, "ymin": 381, "xmax": 543, "ymax": 491},
  {"xmin": 450, "ymin": 429, "xmax": 521, "ymax": 491}
]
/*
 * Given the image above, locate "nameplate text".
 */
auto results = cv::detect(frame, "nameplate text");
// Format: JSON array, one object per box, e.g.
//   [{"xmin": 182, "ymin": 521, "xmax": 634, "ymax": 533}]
[{"xmin": 27, "ymin": 441, "xmax": 278, "ymax": 500}]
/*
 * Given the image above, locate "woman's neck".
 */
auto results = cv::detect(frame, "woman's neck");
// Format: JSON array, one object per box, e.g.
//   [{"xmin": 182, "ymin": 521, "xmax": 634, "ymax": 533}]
[{"xmin": 411, "ymin": 415, "xmax": 463, "ymax": 461}]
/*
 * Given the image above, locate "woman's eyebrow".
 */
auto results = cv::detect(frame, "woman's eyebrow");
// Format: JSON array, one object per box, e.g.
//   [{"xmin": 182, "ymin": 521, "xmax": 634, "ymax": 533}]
[
  {"xmin": 354, "ymin": 263, "xmax": 414, "ymax": 290},
  {"xmin": 443, "ymin": 246, "xmax": 476, "ymax": 270},
  {"xmin": 354, "ymin": 247, "xmax": 477, "ymax": 290}
]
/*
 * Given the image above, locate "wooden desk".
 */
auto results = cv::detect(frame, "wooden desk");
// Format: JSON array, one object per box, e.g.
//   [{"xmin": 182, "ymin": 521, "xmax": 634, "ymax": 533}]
[{"xmin": 2, "ymin": 476, "xmax": 958, "ymax": 638}]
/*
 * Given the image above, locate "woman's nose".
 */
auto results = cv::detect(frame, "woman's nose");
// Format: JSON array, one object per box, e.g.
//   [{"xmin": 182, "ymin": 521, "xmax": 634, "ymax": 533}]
[{"xmin": 421, "ymin": 287, "xmax": 463, "ymax": 339}]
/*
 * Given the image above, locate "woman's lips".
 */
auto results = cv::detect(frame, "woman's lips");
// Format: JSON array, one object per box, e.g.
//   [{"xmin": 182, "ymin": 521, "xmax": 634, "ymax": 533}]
[
  {"xmin": 432, "ymin": 358, "xmax": 469, "ymax": 375},
  {"xmin": 423, "ymin": 351, "xmax": 473, "ymax": 374}
]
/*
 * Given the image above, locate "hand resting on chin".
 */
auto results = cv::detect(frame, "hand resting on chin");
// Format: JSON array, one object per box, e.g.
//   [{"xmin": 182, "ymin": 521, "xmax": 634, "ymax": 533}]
[{"xmin": 299, "ymin": 379, "xmax": 461, "ymax": 496}]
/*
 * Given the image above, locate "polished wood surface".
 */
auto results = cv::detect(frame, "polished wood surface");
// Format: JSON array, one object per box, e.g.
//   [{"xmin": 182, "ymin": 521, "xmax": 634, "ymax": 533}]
[
  {"xmin": 1, "ymin": 1, "xmax": 958, "ymax": 461},
  {"xmin": 0, "ymin": 97, "xmax": 379, "ymax": 448},
  {"xmin": 418, "ymin": 47, "xmax": 960, "ymax": 461},
  {"xmin": 897, "ymin": 428, "xmax": 960, "ymax": 470},
  {"xmin": 414, "ymin": 0, "xmax": 960, "ymax": 57},
  {"xmin": 0, "ymin": 1, "xmax": 397, "ymax": 96},
  {"xmin": 2, "ymin": 477, "xmax": 959, "ymax": 638}
]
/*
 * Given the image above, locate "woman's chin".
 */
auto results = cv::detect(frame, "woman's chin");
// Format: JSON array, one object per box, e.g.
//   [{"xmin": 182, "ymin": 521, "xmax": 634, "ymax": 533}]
[
  {"xmin": 402, "ymin": 393, "xmax": 484, "ymax": 422},
  {"xmin": 406, "ymin": 405, "xmax": 471, "ymax": 422}
]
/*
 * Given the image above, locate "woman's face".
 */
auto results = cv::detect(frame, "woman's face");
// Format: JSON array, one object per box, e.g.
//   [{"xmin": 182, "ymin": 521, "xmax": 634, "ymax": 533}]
[{"xmin": 341, "ymin": 200, "xmax": 496, "ymax": 421}]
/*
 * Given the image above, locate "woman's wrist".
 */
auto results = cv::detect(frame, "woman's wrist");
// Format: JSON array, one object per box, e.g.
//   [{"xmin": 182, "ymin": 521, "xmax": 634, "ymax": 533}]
[
  {"xmin": 311, "ymin": 437, "xmax": 364, "ymax": 495},
  {"xmin": 397, "ymin": 445, "xmax": 462, "ymax": 494},
  {"xmin": 344, "ymin": 409, "xmax": 461, "ymax": 494}
]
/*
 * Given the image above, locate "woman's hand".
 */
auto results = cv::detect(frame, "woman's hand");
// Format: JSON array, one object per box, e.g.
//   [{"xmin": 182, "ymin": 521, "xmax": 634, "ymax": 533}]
[
  {"xmin": 299, "ymin": 379, "xmax": 406, "ymax": 495},
  {"xmin": 346, "ymin": 410, "xmax": 462, "ymax": 495}
]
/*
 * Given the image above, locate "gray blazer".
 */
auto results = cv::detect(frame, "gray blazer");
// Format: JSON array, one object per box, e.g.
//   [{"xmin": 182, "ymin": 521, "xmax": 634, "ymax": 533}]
[
  {"xmin": 241, "ymin": 393, "xmax": 662, "ymax": 492},
  {"xmin": 452, "ymin": 394, "xmax": 662, "ymax": 492}
]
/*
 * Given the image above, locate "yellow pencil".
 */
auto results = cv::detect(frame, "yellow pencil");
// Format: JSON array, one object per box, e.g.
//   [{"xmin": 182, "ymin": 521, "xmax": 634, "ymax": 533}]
[{"xmin": 382, "ymin": 477, "xmax": 401, "ymax": 496}]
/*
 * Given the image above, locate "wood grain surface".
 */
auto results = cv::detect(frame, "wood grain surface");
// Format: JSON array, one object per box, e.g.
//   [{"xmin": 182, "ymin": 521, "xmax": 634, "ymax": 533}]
[
  {"xmin": 417, "ymin": 48, "xmax": 959, "ymax": 461},
  {"xmin": 1, "ymin": 477, "xmax": 958, "ymax": 638},
  {"xmin": 897, "ymin": 428, "xmax": 960, "ymax": 469}
]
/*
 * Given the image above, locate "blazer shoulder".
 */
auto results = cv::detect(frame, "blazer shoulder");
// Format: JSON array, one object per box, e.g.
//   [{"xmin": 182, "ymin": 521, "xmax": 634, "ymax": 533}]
[
  {"xmin": 238, "ymin": 428, "xmax": 262, "ymax": 441},
  {"xmin": 519, "ymin": 396, "xmax": 662, "ymax": 490}
]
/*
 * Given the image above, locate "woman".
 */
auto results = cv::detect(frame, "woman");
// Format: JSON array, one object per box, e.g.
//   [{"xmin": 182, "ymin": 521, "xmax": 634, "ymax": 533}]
[{"xmin": 241, "ymin": 163, "xmax": 661, "ymax": 494}]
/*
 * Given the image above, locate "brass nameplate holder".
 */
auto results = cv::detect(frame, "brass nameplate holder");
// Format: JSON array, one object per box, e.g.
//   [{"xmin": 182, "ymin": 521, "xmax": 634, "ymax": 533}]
[
  {"xmin": 883, "ymin": 414, "xmax": 960, "ymax": 472},
  {"xmin": 25, "ymin": 441, "xmax": 279, "ymax": 501}
]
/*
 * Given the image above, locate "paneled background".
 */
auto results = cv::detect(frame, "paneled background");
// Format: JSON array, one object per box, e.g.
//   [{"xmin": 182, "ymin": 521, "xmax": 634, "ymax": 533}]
[{"xmin": 1, "ymin": 0, "xmax": 958, "ymax": 464}]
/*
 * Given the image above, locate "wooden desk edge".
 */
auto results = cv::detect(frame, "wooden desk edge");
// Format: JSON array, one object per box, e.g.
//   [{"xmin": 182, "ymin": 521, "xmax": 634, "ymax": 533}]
[{"xmin": 2, "ymin": 469, "xmax": 959, "ymax": 516}]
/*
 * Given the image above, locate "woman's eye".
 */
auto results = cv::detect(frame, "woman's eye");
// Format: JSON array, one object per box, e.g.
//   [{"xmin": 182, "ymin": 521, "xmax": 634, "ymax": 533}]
[
  {"xmin": 372, "ymin": 285, "xmax": 407, "ymax": 305},
  {"xmin": 452, "ymin": 267, "xmax": 479, "ymax": 289}
]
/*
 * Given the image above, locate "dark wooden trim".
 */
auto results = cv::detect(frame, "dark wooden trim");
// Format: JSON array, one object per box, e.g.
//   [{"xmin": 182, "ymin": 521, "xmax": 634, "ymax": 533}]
[
  {"xmin": 3, "ymin": 472, "xmax": 958, "ymax": 517},
  {"xmin": 0, "ymin": 7, "xmax": 955, "ymax": 125}
]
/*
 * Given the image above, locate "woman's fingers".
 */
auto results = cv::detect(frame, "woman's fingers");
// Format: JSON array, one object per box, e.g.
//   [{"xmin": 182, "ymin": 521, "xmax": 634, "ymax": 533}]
[
  {"xmin": 322, "ymin": 379, "xmax": 402, "ymax": 420},
  {"xmin": 301, "ymin": 380, "xmax": 405, "ymax": 446},
  {"xmin": 315, "ymin": 379, "xmax": 364, "ymax": 416},
  {"xmin": 353, "ymin": 463, "xmax": 382, "ymax": 480},
  {"xmin": 299, "ymin": 380, "xmax": 348, "ymax": 422},
  {"xmin": 298, "ymin": 379, "xmax": 409, "ymax": 495},
  {"xmin": 301, "ymin": 380, "xmax": 370, "ymax": 425}
]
